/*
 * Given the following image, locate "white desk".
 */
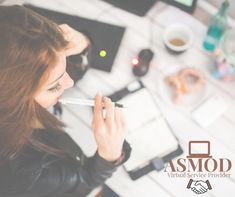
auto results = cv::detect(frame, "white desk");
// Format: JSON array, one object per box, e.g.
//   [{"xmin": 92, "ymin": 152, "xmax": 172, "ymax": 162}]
[{"xmin": 3, "ymin": 0, "xmax": 235, "ymax": 196}]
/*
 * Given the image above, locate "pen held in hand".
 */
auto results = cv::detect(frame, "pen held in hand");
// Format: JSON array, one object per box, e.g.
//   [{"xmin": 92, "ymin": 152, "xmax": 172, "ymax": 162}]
[{"xmin": 59, "ymin": 97, "xmax": 126, "ymax": 108}]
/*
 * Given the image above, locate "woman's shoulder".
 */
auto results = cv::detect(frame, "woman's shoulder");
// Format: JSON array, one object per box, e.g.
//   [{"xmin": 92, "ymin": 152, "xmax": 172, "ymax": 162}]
[{"xmin": 1, "ymin": 128, "xmax": 83, "ymax": 172}]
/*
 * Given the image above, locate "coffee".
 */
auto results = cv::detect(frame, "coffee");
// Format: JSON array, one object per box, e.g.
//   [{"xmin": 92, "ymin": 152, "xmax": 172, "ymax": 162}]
[{"xmin": 169, "ymin": 38, "xmax": 185, "ymax": 46}]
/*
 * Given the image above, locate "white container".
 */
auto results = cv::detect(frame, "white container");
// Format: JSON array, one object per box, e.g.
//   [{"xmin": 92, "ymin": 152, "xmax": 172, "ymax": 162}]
[{"xmin": 163, "ymin": 23, "xmax": 193, "ymax": 53}]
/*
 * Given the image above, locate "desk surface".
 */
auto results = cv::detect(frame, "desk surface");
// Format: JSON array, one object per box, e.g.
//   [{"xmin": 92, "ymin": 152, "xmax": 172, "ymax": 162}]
[{"xmin": 3, "ymin": 0, "xmax": 235, "ymax": 196}]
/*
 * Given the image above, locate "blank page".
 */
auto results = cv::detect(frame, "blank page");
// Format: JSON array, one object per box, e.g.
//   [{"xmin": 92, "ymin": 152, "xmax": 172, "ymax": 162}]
[{"xmin": 120, "ymin": 89, "xmax": 161, "ymax": 131}]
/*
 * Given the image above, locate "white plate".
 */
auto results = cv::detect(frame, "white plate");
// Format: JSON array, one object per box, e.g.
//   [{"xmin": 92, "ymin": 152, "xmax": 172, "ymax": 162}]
[{"xmin": 158, "ymin": 65, "xmax": 207, "ymax": 110}]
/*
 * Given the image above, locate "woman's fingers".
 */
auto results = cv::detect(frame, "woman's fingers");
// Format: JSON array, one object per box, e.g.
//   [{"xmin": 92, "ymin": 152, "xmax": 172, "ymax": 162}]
[
  {"xmin": 93, "ymin": 92, "xmax": 104, "ymax": 125},
  {"xmin": 94, "ymin": 93, "xmax": 127, "ymax": 134},
  {"xmin": 114, "ymin": 107, "xmax": 121, "ymax": 128},
  {"xmin": 103, "ymin": 97, "xmax": 126, "ymax": 130},
  {"xmin": 59, "ymin": 24, "xmax": 69, "ymax": 33},
  {"xmin": 59, "ymin": 24, "xmax": 89, "ymax": 56},
  {"xmin": 120, "ymin": 109, "xmax": 126, "ymax": 129},
  {"xmin": 92, "ymin": 93, "xmax": 127, "ymax": 161},
  {"xmin": 103, "ymin": 97, "xmax": 115, "ymax": 127}
]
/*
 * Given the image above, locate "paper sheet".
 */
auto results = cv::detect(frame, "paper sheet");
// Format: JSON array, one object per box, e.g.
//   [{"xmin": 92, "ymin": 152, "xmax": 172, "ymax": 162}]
[{"xmin": 120, "ymin": 89, "xmax": 161, "ymax": 131}]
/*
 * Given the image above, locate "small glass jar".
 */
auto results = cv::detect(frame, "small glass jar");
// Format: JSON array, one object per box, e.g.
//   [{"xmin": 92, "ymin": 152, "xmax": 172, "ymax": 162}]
[{"xmin": 212, "ymin": 28, "xmax": 235, "ymax": 82}]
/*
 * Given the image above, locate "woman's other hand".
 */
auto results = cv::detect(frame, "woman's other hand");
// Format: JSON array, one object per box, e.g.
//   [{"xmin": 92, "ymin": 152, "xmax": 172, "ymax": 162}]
[
  {"xmin": 59, "ymin": 24, "xmax": 89, "ymax": 56},
  {"xmin": 92, "ymin": 92, "xmax": 127, "ymax": 162}
]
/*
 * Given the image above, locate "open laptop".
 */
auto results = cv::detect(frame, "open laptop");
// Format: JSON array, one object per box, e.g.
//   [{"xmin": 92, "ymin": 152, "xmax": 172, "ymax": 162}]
[{"xmin": 187, "ymin": 141, "xmax": 212, "ymax": 158}]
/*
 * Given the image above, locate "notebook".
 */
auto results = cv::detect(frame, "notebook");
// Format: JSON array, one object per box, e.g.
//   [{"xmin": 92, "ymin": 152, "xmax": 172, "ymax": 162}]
[{"xmin": 109, "ymin": 80, "xmax": 183, "ymax": 179}]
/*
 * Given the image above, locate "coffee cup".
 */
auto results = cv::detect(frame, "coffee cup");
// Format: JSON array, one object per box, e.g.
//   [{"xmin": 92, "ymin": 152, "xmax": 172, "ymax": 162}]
[{"xmin": 163, "ymin": 23, "xmax": 193, "ymax": 53}]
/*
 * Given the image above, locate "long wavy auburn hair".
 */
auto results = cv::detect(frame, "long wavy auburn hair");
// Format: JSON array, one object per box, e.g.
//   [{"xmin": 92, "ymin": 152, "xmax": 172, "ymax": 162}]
[{"xmin": 0, "ymin": 5, "xmax": 69, "ymax": 161}]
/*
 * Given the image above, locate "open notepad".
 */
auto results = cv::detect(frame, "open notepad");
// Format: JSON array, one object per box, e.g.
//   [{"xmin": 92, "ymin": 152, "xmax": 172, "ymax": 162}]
[{"xmin": 109, "ymin": 81, "xmax": 182, "ymax": 179}]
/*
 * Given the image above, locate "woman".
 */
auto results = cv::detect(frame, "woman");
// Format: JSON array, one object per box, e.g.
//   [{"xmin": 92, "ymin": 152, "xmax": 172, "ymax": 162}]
[{"xmin": 0, "ymin": 5, "xmax": 131, "ymax": 197}]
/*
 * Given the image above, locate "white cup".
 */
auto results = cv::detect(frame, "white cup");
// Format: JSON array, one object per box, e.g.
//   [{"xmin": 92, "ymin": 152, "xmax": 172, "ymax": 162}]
[{"xmin": 163, "ymin": 23, "xmax": 193, "ymax": 53}]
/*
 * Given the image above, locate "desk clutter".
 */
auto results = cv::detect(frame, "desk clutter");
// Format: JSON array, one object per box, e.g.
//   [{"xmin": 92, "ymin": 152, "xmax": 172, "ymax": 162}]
[
  {"xmin": 25, "ymin": 1, "xmax": 233, "ymax": 185},
  {"xmin": 25, "ymin": 3, "xmax": 235, "ymax": 82},
  {"xmin": 0, "ymin": 0, "xmax": 233, "ymax": 195}
]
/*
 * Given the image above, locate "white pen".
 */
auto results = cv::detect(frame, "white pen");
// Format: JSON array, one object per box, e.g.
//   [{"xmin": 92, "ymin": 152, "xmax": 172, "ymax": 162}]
[{"xmin": 59, "ymin": 97, "xmax": 125, "ymax": 108}]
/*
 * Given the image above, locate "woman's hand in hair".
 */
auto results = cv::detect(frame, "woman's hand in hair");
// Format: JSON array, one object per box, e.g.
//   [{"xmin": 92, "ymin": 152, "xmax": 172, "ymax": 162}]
[
  {"xmin": 92, "ymin": 92, "xmax": 127, "ymax": 162},
  {"xmin": 59, "ymin": 24, "xmax": 89, "ymax": 56}
]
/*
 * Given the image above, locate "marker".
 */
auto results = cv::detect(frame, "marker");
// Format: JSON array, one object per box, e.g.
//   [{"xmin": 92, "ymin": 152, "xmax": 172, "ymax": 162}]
[{"xmin": 59, "ymin": 97, "xmax": 125, "ymax": 108}]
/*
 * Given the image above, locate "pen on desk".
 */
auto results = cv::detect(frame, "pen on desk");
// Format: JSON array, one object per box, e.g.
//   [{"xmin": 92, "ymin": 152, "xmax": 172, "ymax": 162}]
[{"xmin": 59, "ymin": 97, "xmax": 125, "ymax": 108}]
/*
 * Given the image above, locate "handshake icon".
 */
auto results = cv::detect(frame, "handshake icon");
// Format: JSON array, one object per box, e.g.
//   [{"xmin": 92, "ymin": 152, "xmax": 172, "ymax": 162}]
[{"xmin": 187, "ymin": 179, "xmax": 212, "ymax": 194}]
